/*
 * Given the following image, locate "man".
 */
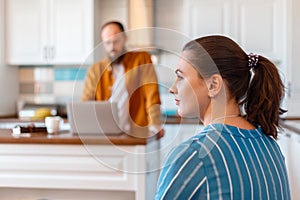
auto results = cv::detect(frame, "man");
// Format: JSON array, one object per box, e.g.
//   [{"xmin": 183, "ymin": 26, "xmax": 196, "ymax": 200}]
[{"xmin": 81, "ymin": 21, "xmax": 162, "ymax": 138}]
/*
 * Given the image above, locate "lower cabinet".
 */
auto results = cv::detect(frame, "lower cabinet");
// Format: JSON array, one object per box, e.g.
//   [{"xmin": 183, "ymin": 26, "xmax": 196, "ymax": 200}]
[
  {"xmin": 277, "ymin": 127, "xmax": 300, "ymax": 200},
  {"xmin": 0, "ymin": 141, "xmax": 160, "ymax": 200}
]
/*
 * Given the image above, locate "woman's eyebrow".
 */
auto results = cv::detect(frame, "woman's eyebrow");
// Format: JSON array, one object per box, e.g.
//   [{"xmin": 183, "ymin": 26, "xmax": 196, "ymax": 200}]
[{"xmin": 175, "ymin": 69, "xmax": 183, "ymax": 74}]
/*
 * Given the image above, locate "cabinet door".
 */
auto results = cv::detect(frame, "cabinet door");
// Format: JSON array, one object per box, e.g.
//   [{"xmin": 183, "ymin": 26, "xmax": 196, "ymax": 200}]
[
  {"xmin": 6, "ymin": 0, "xmax": 48, "ymax": 65},
  {"xmin": 234, "ymin": 0, "xmax": 285, "ymax": 64},
  {"xmin": 289, "ymin": 133, "xmax": 300, "ymax": 200},
  {"xmin": 186, "ymin": 0, "xmax": 285, "ymax": 62},
  {"xmin": 278, "ymin": 128, "xmax": 300, "ymax": 200},
  {"xmin": 284, "ymin": 0, "xmax": 300, "ymax": 117},
  {"xmin": 50, "ymin": 0, "xmax": 94, "ymax": 65},
  {"xmin": 186, "ymin": 0, "xmax": 291, "ymax": 116},
  {"xmin": 186, "ymin": 0, "xmax": 232, "ymax": 38},
  {"xmin": 6, "ymin": 0, "xmax": 93, "ymax": 65}
]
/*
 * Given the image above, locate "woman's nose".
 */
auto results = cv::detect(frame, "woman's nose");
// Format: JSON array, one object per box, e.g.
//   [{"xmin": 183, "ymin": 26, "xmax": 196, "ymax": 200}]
[{"xmin": 169, "ymin": 82, "xmax": 177, "ymax": 94}]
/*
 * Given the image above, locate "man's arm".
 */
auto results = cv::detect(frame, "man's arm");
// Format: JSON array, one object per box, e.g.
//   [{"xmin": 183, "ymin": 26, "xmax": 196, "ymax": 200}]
[
  {"xmin": 140, "ymin": 53, "xmax": 163, "ymax": 137},
  {"xmin": 81, "ymin": 64, "xmax": 98, "ymax": 101}
]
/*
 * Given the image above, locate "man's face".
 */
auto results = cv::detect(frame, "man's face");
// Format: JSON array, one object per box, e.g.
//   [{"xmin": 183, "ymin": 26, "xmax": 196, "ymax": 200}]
[{"xmin": 101, "ymin": 24, "xmax": 127, "ymax": 62}]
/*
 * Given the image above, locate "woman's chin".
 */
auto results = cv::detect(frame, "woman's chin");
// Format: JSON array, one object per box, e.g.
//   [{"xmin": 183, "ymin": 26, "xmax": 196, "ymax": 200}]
[
  {"xmin": 177, "ymin": 109, "xmax": 183, "ymax": 117},
  {"xmin": 178, "ymin": 110, "xmax": 198, "ymax": 118}
]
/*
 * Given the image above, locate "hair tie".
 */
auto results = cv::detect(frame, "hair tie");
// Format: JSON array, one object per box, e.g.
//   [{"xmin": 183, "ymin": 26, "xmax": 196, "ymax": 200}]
[{"xmin": 248, "ymin": 53, "xmax": 259, "ymax": 68}]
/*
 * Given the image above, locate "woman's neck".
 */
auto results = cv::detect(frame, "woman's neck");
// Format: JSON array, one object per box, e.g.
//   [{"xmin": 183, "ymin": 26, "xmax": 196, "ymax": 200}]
[{"xmin": 203, "ymin": 98, "xmax": 241, "ymax": 126}]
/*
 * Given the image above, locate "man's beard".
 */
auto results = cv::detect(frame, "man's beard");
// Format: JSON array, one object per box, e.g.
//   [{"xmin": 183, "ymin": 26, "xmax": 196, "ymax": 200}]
[{"xmin": 109, "ymin": 49, "xmax": 126, "ymax": 65}]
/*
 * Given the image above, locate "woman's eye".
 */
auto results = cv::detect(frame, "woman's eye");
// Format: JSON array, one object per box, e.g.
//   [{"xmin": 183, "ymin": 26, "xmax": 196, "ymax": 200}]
[{"xmin": 175, "ymin": 69, "xmax": 183, "ymax": 80}]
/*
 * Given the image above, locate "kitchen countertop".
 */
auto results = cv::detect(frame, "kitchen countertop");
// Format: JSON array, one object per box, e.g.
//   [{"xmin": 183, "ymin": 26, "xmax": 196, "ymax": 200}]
[
  {"xmin": 3, "ymin": 118, "xmax": 298, "ymax": 145},
  {"xmin": 0, "ymin": 129, "xmax": 152, "ymax": 145},
  {"xmin": 0, "ymin": 118, "xmax": 159, "ymax": 145},
  {"xmin": 0, "ymin": 116, "xmax": 201, "ymax": 125},
  {"xmin": 0, "ymin": 116, "xmax": 200, "ymax": 145}
]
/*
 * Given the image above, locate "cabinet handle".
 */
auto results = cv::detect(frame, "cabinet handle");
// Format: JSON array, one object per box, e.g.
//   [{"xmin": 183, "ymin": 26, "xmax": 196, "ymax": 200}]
[
  {"xmin": 52, "ymin": 46, "xmax": 55, "ymax": 59},
  {"xmin": 285, "ymin": 132, "xmax": 291, "ymax": 138},
  {"xmin": 43, "ymin": 46, "xmax": 48, "ymax": 60},
  {"xmin": 288, "ymin": 82, "xmax": 292, "ymax": 98},
  {"xmin": 49, "ymin": 46, "xmax": 55, "ymax": 59}
]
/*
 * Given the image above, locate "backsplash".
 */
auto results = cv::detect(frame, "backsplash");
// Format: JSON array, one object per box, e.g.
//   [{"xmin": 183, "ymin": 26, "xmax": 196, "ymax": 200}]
[
  {"xmin": 19, "ymin": 66, "xmax": 87, "ymax": 104},
  {"xmin": 18, "ymin": 64, "xmax": 178, "ymax": 116}
]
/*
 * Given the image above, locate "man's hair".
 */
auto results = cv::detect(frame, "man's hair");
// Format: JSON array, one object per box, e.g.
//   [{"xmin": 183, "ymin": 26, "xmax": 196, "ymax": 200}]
[{"xmin": 101, "ymin": 21, "xmax": 125, "ymax": 33}]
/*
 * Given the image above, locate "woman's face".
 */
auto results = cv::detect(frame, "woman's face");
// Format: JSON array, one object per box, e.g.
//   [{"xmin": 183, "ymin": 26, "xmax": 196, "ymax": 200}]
[{"xmin": 170, "ymin": 51, "xmax": 211, "ymax": 120}]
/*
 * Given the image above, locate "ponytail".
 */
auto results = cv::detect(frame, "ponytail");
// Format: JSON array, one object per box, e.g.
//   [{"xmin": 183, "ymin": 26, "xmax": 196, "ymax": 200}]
[{"xmin": 243, "ymin": 56, "xmax": 286, "ymax": 139}]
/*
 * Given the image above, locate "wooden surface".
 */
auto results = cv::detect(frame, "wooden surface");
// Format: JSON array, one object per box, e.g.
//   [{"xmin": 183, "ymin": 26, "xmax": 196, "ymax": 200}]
[
  {"xmin": 0, "ymin": 118, "xmax": 298, "ymax": 145},
  {"xmin": 0, "ymin": 129, "xmax": 150, "ymax": 145},
  {"xmin": 0, "ymin": 116, "xmax": 200, "ymax": 145}
]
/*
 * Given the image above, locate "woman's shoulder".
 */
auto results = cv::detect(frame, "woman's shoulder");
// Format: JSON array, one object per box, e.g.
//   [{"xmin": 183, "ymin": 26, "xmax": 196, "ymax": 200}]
[
  {"xmin": 168, "ymin": 127, "xmax": 216, "ymax": 158},
  {"xmin": 183, "ymin": 124, "xmax": 261, "ymax": 155},
  {"xmin": 168, "ymin": 124, "xmax": 267, "ymax": 162}
]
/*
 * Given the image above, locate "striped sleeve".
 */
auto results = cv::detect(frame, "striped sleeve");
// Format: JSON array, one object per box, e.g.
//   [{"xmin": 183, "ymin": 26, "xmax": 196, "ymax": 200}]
[{"xmin": 155, "ymin": 143, "xmax": 207, "ymax": 200}]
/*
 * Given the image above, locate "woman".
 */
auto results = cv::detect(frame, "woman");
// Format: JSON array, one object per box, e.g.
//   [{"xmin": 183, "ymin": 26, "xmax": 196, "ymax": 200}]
[{"xmin": 155, "ymin": 36, "xmax": 290, "ymax": 199}]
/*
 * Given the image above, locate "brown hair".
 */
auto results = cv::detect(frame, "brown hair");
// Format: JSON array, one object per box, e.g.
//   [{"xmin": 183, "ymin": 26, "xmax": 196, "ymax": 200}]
[{"xmin": 183, "ymin": 35, "xmax": 286, "ymax": 139}]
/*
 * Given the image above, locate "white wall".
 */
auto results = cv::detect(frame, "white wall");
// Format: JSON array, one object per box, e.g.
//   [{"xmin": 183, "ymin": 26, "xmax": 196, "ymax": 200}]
[{"xmin": 0, "ymin": 0, "xmax": 19, "ymax": 116}]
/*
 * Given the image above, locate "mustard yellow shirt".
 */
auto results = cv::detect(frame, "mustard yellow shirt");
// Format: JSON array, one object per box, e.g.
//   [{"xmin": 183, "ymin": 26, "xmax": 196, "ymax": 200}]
[{"xmin": 81, "ymin": 51, "xmax": 161, "ymax": 132}]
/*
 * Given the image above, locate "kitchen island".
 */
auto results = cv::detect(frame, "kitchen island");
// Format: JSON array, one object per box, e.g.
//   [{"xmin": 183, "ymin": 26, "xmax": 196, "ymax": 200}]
[{"xmin": 0, "ymin": 127, "xmax": 161, "ymax": 200}]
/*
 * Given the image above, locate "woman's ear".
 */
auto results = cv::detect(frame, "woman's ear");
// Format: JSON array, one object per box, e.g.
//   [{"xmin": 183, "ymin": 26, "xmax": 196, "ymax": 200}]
[{"xmin": 207, "ymin": 74, "xmax": 223, "ymax": 98}]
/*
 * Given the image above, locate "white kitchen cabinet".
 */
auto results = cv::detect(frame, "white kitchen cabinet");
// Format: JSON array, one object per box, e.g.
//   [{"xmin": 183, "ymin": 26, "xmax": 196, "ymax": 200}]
[
  {"xmin": 0, "ymin": 140, "xmax": 160, "ymax": 200},
  {"xmin": 186, "ymin": 0, "xmax": 286, "ymax": 64},
  {"xmin": 6, "ymin": 0, "xmax": 93, "ymax": 65},
  {"xmin": 186, "ymin": 0, "xmax": 232, "ymax": 38},
  {"xmin": 277, "ymin": 123, "xmax": 300, "ymax": 200},
  {"xmin": 155, "ymin": 0, "xmax": 288, "ymax": 80},
  {"xmin": 284, "ymin": 0, "xmax": 300, "ymax": 117},
  {"xmin": 0, "ymin": 0, "xmax": 18, "ymax": 116},
  {"xmin": 184, "ymin": 0, "xmax": 294, "ymax": 116}
]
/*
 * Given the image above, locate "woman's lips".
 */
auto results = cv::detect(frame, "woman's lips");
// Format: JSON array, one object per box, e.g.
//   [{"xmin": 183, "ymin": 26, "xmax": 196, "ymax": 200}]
[{"xmin": 175, "ymin": 99, "xmax": 180, "ymax": 106}]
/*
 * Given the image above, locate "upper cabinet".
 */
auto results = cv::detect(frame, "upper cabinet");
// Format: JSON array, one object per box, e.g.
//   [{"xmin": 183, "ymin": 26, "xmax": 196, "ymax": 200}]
[
  {"xmin": 188, "ymin": 0, "xmax": 300, "ymax": 118},
  {"xmin": 6, "ymin": 0, "xmax": 94, "ymax": 65},
  {"xmin": 185, "ymin": 0, "xmax": 286, "ymax": 65},
  {"xmin": 155, "ymin": 0, "xmax": 297, "ymax": 116}
]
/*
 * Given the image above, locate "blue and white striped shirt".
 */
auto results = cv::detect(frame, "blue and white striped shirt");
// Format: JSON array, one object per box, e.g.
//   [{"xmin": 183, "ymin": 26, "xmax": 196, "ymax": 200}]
[{"xmin": 155, "ymin": 124, "xmax": 291, "ymax": 200}]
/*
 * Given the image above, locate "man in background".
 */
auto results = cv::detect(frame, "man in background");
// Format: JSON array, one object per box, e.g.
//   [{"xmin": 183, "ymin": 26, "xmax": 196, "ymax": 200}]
[{"xmin": 81, "ymin": 21, "xmax": 163, "ymax": 138}]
